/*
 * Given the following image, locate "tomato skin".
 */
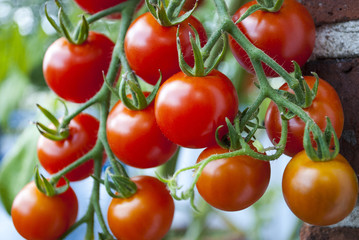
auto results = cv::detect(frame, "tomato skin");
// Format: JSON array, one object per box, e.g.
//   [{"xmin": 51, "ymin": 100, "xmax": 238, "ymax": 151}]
[
  {"xmin": 11, "ymin": 181, "xmax": 78, "ymax": 240},
  {"xmin": 106, "ymin": 95, "xmax": 178, "ymax": 169},
  {"xmin": 37, "ymin": 113, "xmax": 104, "ymax": 181},
  {"xmin": 229, "ymin": 0, "xmax": 315, "ymax": 77},
  {"xmin": 107, "ymin": 175, "xmax": 175, "ymax": 240},
  {"xmin": 155, "ymin": 70, "xmax": 239, "ymax": 148},
  {"xmin": 265, "ymin": 76, "xmax": 344, "ymax": 157},
  {"xmin": 282, "ymin": 151, "xmax": 358, "ymax": 226},
  {"xmin": 182, "ymin": 0, "xmax": 203, "ymax": 11},
  {"xmin": 43, "ymin": 31, "xmax": 115, "ymax": 103},
  {"xmin": 124, "ymin": 12, "xmax": 207, "ymax": 85},
  {"xmin": 73, "ymin": 0, "xmax": 144, "ymax": 19},
  {"xmin": 196, "ymin": 145, "xmax": 270, "ymax": 211}
]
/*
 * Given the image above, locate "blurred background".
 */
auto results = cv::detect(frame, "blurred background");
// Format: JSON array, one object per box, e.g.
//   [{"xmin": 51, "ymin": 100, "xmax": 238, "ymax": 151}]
[{"xmin": 0, "ymin": 0, "xmax": 301, "ymax": 239}]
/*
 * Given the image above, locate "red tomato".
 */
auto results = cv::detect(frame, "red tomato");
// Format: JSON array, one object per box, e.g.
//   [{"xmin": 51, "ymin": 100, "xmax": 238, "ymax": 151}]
[
  {"xmin": 229, "ymin": 0, "xmax": 315, "ymax": 77},
  {"xmin": 182, "ymin": 0, "xmax": 203, "ymax": 11},
  {"xmin": 11, "ymin": 181, "xmax": 78, "ymax": 240},
  {"xmin": 196, "ymin": 145, "xmax": 271, "ymax": 211},
  {"xmin": 106, "ymin": 94, "xmax": 178, "ymax": 169},
  {"xmin": 124, "ymin": 12, "xmax": 207, "ymax": 85},
  {"xmin": 282, "ymin": 151, "xmax": 358, "ymax": 226},
  {"xmin": 265, "ymin": 76, "xmax": 344, "ymax": 157},
  {"xmin": 155, "ymin": 70, "xmax": 239, "ymax": 148},
  {"xmin": 43, "ymin": 31, "xmax": 115, "ymax": 103},
  {"xmin": 107, "ymin": 175, "xmax": 175, "ymax": 240},
  {"xmin": 37, "ymin": 113, "xmax": 105, "ymax": 181},
  {"xmin": 73, "ymin": 0, "xmax": 144, "ymax": 19}
]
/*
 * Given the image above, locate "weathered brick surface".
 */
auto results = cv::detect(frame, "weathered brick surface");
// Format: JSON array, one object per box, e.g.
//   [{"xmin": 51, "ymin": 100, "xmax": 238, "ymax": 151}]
[
  {"xmin": 302, "ymin": 58, "xmax": 359, "ymax": 174},
  {"xmin": 300, "ymin": 224, "xmax": 359, "ymax": 240},
  {"xmin": 301, "ymin": 0, "xmax": 359, "ymax": 26}
]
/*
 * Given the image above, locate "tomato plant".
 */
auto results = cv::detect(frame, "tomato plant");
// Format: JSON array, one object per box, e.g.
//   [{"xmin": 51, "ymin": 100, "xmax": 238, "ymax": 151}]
[
  {"xmin": 107, "ymin": 175, "xmax": 175, "ymax": 240},
  {"xmin": 106, "ymin": 94, "xmax": 178, "ymax": 169},
  {"xmin": 196, "ymin": 145, "xmax": 271, "ymax": 211},
  {"xmin": 265, "ymin": 76, "xmax": 344, "ymax": 157},
  {"xmin": 182, "ymin": 0, "xmax": 203, "ymax": 11},
  {"xmin": 43, "ymin": 31, "xmax": 115, "ymax": 103},
  {"xmin": 282, "ymin": 150, "xmax": 358, "ymax": 226},
  {"xmin": 229, "ymin": 0, "xmax": 315, "ymax": 77},
  {"xmin": 155, "ymin": 69, "xmax": 239, "ymax": 148},
  {"xmin": 124, "ymin": 12, "xmax": 207, "ymax": 85},
  {"xmin": 37, "ymin": 113, "xmax": 104, "ymax": 181},
  {"xmin": 11, "ymin": 181, "xmax": 78, "ymax": 240}
]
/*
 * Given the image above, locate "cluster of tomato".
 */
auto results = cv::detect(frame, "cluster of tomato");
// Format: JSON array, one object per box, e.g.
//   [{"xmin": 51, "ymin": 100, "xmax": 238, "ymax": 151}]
[{"xmin": 10, "ymin": 0, "xmax": 358, "ymax": 239}]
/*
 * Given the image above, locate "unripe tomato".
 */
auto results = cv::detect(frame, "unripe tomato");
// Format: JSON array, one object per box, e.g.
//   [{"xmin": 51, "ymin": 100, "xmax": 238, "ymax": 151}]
[{"xmin": 282, "ymin": 151, "xmax": 358, "ymax": 226}]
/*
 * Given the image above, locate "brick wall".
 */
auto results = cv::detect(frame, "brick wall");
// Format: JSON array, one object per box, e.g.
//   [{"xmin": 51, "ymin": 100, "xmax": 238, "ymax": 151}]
[{"xmin": 300, "ymin": 0, "xmax": 359, "ymax": 239}]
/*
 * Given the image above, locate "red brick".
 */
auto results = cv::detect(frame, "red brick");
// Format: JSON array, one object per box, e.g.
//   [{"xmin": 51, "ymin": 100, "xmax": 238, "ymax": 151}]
[
  {"xmin": 300, "ymin": 224, "xmax": 359, "ymax": 240},
  {"xmin": 301, "ymin": 0, "xmax": 359, "ymax": 26}
]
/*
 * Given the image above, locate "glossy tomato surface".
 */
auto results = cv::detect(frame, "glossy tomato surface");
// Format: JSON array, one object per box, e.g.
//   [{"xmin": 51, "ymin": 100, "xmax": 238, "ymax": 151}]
[
  {"xmin": 43, "ymin": 31, "xmax": 114, "ymax": 103},
  {"xmin": 229, "ymin": 0, "xmax": 315, "ymax": 77},
  {"xmin": 11, "ymin": 181, "xmax": 78, "ymax": 240},
  {"xmin": 196, "ymin": 145, "xmax": 270, "ymax": 211},
  {"xmin": 282, "ymin": 151, "xmax": 358, "ymax": 226},
  {"xmin": 73, "ymin": 0, "xmax": 144, "ymax": 19},
  {"xmin": 106, "ymin": 95, "xmax": 178, "ymax": 169},
  {"xmin": 265, "ymin": 76, "xmax": 344, "ymax": 157},
  {"xmin": 124, "ymin": 12, "xmax": 207, "ymax": 85},
  {"xmin": 107, "ymin": 175, "xmax": 175, "ymax": 240},
  {"xmin": 37, "ymin": 113, "xmax": 104, "ymax": 181},
  {"xmin": 155, "ymin": 70, "xmax": 239, "ymax": 148}
]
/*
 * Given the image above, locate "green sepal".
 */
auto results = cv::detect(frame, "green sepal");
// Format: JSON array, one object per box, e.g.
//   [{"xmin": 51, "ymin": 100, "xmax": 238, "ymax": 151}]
[
  {"xmin": 44, "ymin": 3, "xmax": 62, "ymax": 35},
  {"xmin": 119, "ymin": 75, "xmax": 148, "ymax": 111},
  {"xmin": 225, "ymin": 118, "xmax": 241, "ymax": 150},
  {"xmin": 34, "ymin": 167, "xmax": 70, "ymax": 197},
  {"xmin": 104, "ymin": 167, "xmax": 137, "ymax": 199},
  {"xmin": 36, "ymin": 104, "xmax": 60, "ymax": 128},
  {"xmin": 146, "ymin": 72, "xmax": 162, "ymax": 105},
  {"xmin": 235, "ymin": 0, "xmax": 284, "ymax": 24}
]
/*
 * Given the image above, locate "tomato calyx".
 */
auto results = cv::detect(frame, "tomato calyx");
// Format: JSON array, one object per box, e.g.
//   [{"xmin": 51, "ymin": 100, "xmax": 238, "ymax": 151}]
[
  {"xmin": 34, "ymin": 167, "xmax": 70, "ymax": 197},
  {"xmin": 146, "ymin": 0, "xmax": 197, "ymax": 26},
  {"xmin": 177, "ymin": 25, "xmax": 227, "ymax": 77},
  {"xmin": 117, "ymin": 72, "xmax": 161, "ymax": 110},
  {"xmin": 304, "ymin": 117, "xmax": 340, "ymax": 162},
  {"xmin": 45, "ymin": 0, "xmax": 89, "ymax": 45},
  {"xmin": 234, "ymin": 0, "xmax": 284, "ymax": 24},
  {"xmin": 35, "ymin": 103, "xmax": 70, "ymax": 141}
]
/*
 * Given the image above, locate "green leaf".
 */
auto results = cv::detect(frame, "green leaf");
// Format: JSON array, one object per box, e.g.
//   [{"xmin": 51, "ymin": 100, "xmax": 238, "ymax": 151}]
[{"xmin": 0, "ymin": 126, "xmax": 39, "ymax": 214}]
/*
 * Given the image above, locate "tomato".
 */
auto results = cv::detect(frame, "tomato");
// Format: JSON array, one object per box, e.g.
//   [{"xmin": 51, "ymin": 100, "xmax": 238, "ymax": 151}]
[
  {"xmin": 43, "ymin": 31, "xmax": 115, "ymax": 103},
  {"xmin": 229, "ymin": 0, "xmax": 315, "ymax": 77},
  {"xmin": 73, "ymin": 0, "xmax": 144, "ymax": 19},
  {"xmin": 107, "ymin": 175, "xmax": 175, "ymax": 240},
  {"xmin": 155, "ymin": 70, "xmax": 239, "ymax": 148},
  {"xmin": 106, "ymin": 94, "xmax": 178, "ymax": 169},
  {"xmin": 182, "ymin": 0, "xmax": 203, "ymax": 11},
  {"xmin": 11, "ymin": 180, "xmax": 78, "ymax": 240},
  {"xmin": 282, "ymin": 151, "xmax": 358, "ymax": 226},
  {"xmin": 37, "ymin": 113, "xmax": 105, "ymax": 181},
  {"xmin": 196, "ymin": 145, "xmax": 270, "ymax": 211},
  {"xmin": 124, "ymin": 12, "xmax": 207, "ymax": 85},
  {"xmin": 265, "ymin": 76, "xmax": 344, "ymax": 157}
]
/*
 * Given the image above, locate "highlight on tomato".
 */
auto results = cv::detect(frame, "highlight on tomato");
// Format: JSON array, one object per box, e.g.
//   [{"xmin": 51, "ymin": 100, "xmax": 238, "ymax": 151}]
[
  {"xmin": 107, "ymin": 175, "xmax": 175, "ymax": 240},
  {"xmin": 43, "ymin": 31, "xmax": 115, "ymax": 103},
  {"xmin": 282, "ymin": 150, "xmax": 358, "ymax": 226},
  {"xmin": 265, "ymin": 76, "xmax": 344, "ymax": 157},
  {"xmin": 124, "ymin": 12, "xmax": 207, "ymax": 85},
  {"xmin": 37, "ymin": 113, "xmax": 105, "ymax": 181},
  {"xmin": 106, "ymin": 94, "xmax": 178, "ymax": 169},
  {"xmin": 154, "ymin": 69, "xmax": 239, "ymax": 149},
  {"xmin": 11, "ymin": 181, "xmax": 78, "ymax": 240},
  {"xmin": 196, "ymin": 144, "xmax": 271, "ymax": 211},
  {"xmin": 229, "ymin": 0, "xmax": 315, "ymax": 77}
]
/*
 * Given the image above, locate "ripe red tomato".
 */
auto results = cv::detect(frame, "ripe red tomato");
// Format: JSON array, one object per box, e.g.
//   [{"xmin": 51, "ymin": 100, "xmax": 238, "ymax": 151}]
[
  {"xmin": 229, "ymin": 0, "xmax": 315, "ymax": 77},
  {"xmin": 11, "ymin": 181, "xmax": 78, "ymax": 240},
  {"xmin": 265, "ymin": 76, "xmax": 344, "ymax": 157},
  {"xmin": 107, "ymin": 175, "xmax": 175, "ymax": 240},
  {"xmin": 106, "ymin": 94, "xmax": 178, "ymax": 169},
  {"xmin": 282, "ymin": 151, "xmax": 358, "ymax": 226},
  {"xmin": 73, "ymin": 0, "xmax": 144, "ymax": 19},
  {"xmin": 37, "ymin": 113, "xmax": 105, "ymax": 181},
  {"xmin": 196, "ymin": 145, "xmax": 271, "ymax": 211},
  {"xmin": 155, "ymin": 70, "xmax": 239, "ymax": 148},
  {"xmin": 182, "ymin": 0, "xmax": 203, "ymax": 11},
  {"xmin": 43, "ymin": 31, "xmax": 115, "ymax": 103},
  {"xmin": 124, "ymin": 12, "xmax": 207, "ymax": 85}
]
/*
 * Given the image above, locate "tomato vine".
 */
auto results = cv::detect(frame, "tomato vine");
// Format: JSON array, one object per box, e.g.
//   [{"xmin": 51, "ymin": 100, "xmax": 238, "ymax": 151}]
[{"xmin": 8, "ymin": 0, "xmax": 358, "ymax": 239}]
